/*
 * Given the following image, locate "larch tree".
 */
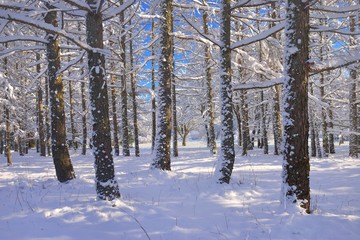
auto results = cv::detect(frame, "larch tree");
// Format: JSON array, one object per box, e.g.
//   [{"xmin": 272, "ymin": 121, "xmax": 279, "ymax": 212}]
[
  {"xmin": 281, "ymin": 0, "xmax": 311, "ymax": 213},
  {"xmin": 44, "ymin": 4, "xmax": 75, "ymax": 182},
  {"xmin": 216, "ymin": 0, "xmax": 235, "ymax": 184},
  {"xmin": 152, "ymin": 0, "xmax": 173, "ymax": 171},
  {"xmin": 202, "ymin": 8, "xmax": 217, "ymax": 155},
  {"xmin": 85, "ymin": 0, "xmax": 120, "ymax": 200}
]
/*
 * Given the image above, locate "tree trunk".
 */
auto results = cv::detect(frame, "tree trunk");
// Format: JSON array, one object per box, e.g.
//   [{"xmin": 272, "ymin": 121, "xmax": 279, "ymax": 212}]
[
  {"xmin": 234, "ymin": 103, "xmax": 242, "ymax": 147},
  {"xmin": 5, "ymin": 106, "xmax": 12, "ymax": 166},
  {"xmin": 260, "ymin": 91, "xmax": 268, "ymax": 154},
  {"xmin": 36, "ymin": 53, "xmax": 46, "ymax": 156},
  {"xmin": 240, "ymin": 90, "xmax": 251, "ymax": 155},
  {"xmin": 171, "ymin": 71, "xmax": 178, "ymax": 157},
  {"xmin": 328, "ymin": 106, "xmax": 335, "ymax": 154},
  {"xmin": 120, "ymin": 0, "xmax": 130, "ymax": 157},
  {"xmin": 152, "ymin": 0, "xmax": 173, "ymax": 171},
  {"xmin": 129, "ymin": 25, "xmax": 140, "ymax": 157},
  {"xmin": 349, "ymin": 15, "xmax": 358, "ymax": 158},
  {"xmin": 203, "ymin": 9, "xmax": 217, "ymax": 155},
  {"xmin": 86, "ymin": 0, "xmax": 120, "ymax": 200},
  {"xmin": 68, "ymin": 79, "xmax": 77, "ymax": 150},
  {"xmin": 216, "ymin": 0, "xmax": 235, "ymax": 184},
  {"xmin": 151, "ymin": 19, "xmax": 156, "ymax": 153},
  {"xmin": 282, "ymin": 0, "xmax": 310, "ymax": 213},
  {"xmin": 44, "ymin": 64, "xmax": 51, "ymax": 156},
  {"xmin": 81, "ymin": 79, "xmax": 87, "ymax": 155},
  {"xmin": 272, "ymin": 85, "xmax": 282, "ymax": 155},
  {"xmin": 45, "ymin": 4, "xmax": 75, "ymax": 182},
  {"xmin": 110, "ymin": 65, "xmax": 120, "ymax": 156}
]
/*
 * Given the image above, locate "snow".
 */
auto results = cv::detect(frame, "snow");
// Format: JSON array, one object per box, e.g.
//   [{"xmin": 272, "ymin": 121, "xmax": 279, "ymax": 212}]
[{"xmin": 0, "ymin": 142, "xmax": 359, "ymax": 240}]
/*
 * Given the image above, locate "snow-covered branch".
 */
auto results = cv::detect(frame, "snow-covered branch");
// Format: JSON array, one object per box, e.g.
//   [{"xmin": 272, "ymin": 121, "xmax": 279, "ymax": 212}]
[
  {"xmin": 180, "ymin": 14, "xmax": 221, "ymax": 47},
  {"xmin": 230, "ymin": 22, "xmax": 285, "ymax": 49},
  {"xmin": 0, "ymin": 35, "xmax": 48, "ymax": 44}
]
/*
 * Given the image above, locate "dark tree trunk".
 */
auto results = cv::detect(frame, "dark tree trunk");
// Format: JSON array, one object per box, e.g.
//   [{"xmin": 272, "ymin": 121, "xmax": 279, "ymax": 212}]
[
  {"xmin": 240, "ymin": 90, "xmax": 251, "ymax": 155},
  {"xmin": 152, "ymin": 0, "xmax": 173, "ymax": 171},
  {"xmin": 234, "ymin": 103, "xmax": 242, "ymax": 147},
  {"xmin": 151, "ymin": 19, "xmax": 156, "ymax": 153},
  {"xmin": 110, "ymin": 67, "xmax": 120, "ymax": 156},
  {"xmin": 349, "ymin": 15, "xmax": 358, "ymax": 158},
  {"xmin": 203, "ymin": 9, "xmax": 217, "ymax": 155},
  {"xmin": 129, "ymin": 25, "xmax": 140, "ymax": 157},
  {"xmin": 272, "ymin": 85, "xmax": 282, "ymax": 155},
  {"xmin": 5, "ymin": 106, "xmax": 12, "ymax": 166},
  {"xmin": 45, "ymin": 5, "xmax": 75, "ymax": 182},
  {"xmin": 81, "ymin": 80, "xmax": 87, "ymax": 155},
  {"xmin": 260, "ymin": 91, "xmax": 268, "ymax": 154},
  {"xmin": 120, "ymin": 1, "xmax": 130, "ymax": 157},
  {"xmin": 36, "ymin": 53, "xmax": 46, "ymax": 157},
  {"xmin": 328, "ymin": 106, "xmax": 335, "ymax": 154},
  {"xmin": 216, "ymin": 0, "xmax": 235, "ymax": 184},
  {"xmin": 282, "ymin": 0, "xmax": 310, "ymax": 213},
  {"xmin": 44, "ymin": 66, "xmax": 51, "ymax": 156},
  {"xmin": 86, "ymin": 0, "xmax": 120, "ymax": 200}
]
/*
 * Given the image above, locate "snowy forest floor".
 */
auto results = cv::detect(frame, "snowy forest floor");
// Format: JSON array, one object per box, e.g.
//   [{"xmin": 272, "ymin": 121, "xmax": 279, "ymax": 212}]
[{"xmin": 0, "ymin": 141, "xmax": 359, "ymax": 240}]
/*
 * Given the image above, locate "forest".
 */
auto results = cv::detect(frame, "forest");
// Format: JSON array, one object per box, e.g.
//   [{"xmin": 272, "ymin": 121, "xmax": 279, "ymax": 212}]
[{"xmin": 0, "ymin": 0, "xmax": 359, "ymax": 239}]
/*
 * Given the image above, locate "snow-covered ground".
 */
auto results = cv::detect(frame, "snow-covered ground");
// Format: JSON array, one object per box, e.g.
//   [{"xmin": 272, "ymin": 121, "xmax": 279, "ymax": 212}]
[{"xmin": 0, "ymin": 142, "xmax": 359, "ymax": 240}]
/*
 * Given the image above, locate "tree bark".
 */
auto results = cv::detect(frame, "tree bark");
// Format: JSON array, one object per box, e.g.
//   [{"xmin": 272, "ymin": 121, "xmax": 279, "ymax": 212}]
[
  {"xmin": 45, "ymin": 4, "xmax": 75, "ymax": 182},
  {"xmin": 240, "ymin": 90, "xmax": 251, "ymax": 155},
  {"xmin": 216, "ymin": 0, "xmax": 235, "ymax": 184},
  {"xmin": 81, "ymin": 80, "xmax": 88, "ymax": 155},
  {"xmin": 120, "ymin": 0, "xmax": 130, "ymax": 157},
  {"xmin": 110, "ymin": 65, "xmax": 120, "ymax": 156},
  {"xmin": 349, "ymin": 15, "xmax": 358, "ymax": 158},
  {"xmin": 151, "ymin": 19, "xmax": 156, "ymax": 153},
  {"xmin": 203, "ymin": 9, "xmax": 217, "ymax": 155},
  {"xmin": 129, "ymin": 24, "xmax": 140, "ymax": 157},
  {"xmin": 36, "ymin": 53, "xmax": 46, "ymax": 156},
  {"xmin": 86, "ymin": 0, "xmax": 120, "ymax": 199},
  {"xmin": 152, "ymin": 0, "xmax": 173, "ymax": 171},
  {"xmin": 282, "ymin": 0, "xmax": 310, "ymax": 213}
]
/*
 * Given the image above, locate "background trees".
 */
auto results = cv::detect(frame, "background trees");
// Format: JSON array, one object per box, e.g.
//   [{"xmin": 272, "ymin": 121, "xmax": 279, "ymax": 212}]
[{"xmin": 0, "ymin": 0, "xmax": 358, "ymax": 207}]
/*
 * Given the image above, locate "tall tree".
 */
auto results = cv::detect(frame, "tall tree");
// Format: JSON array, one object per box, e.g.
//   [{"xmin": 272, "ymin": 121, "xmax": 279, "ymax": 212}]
[
  {"xmin": 120, "ymin": 0, "xmax": 130, "ymax": 157},
  {"xmin": 349, "ymin": 14, "xmax": 358, "ymax": 158},
  {"xmin": 36, "ymin": 52, "xmax": 46, "ymax": 157},
  {"xmin": 282, "ymin": 0, "xmax": 311, "ymax": 213},
  {"xmin": 86, "ymin": 0, "xmax": 120, "ymax": 199},
  {"xmin": 44, "ymin": 4, "xmax": 75, "ymax": 182},
  {"xmin": 202, "ymin": 8, "xmax": 217, "ymax": 155},
  {"xmin": 216, "ymin": 0, "xmax": 235, "ymax": 184},
  {"xmin": 129, "ymin": 22, "xmax": 140, "ymax": 157},
  {"xmin": 152, "ymin": 0, "xmax": 173, "ymax": 170}
]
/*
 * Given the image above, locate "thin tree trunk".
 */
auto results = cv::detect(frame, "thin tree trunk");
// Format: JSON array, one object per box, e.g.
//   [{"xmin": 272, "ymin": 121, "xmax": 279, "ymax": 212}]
[
  {"xmin": 234, "ymin": 103, "xmax": 242, "ymax": 147},
  {"xmin": 85, "ymin": 0, "xmax": 120, "ymax": 200},
  {"xmin": 36, "ymin": 53, "xmax": 46, "ymax": 156},
  {"xmin": 272, "ymin": 85, "xmax": 282, "ymax": 155},
  {"xmin": 328, "ymin": 105, "xmax": 335, "ymax": 154},
  {"xmin": 349, "ymin": 15, "xmax": 358, "ymax": 158},
  {"xmin": 68, "ymin": 79, "xmax": 77, "ymax": 150},
  {"xmin": 260, "ymin": 91, "xmax": 268, "ymax": 154},
  {"xmin": 81, "ymin": 79, "xmax": 87, "ymax": 155},
  {"xmin": 44, "ymin": 65, "xmax": 51, "ymax": 156},
  {"xmin": 120, "ymin": 0, "xmax": 130, "ymax": 156},
  {"xmin": 203, "ymin": 9, "xmax": 217, "ymax": 155},
  {"xmin": 240, "ymin": 90, "xmax": 250, "ymax": 155},
  {"xmin": 45, "ymin": 4, "xmax": 75, "ymax": 182},
  {"xmin": 110, "ymin": 64, "xmax": 120, "ymax": 156},
  {"xmin": 129, "ymin": 24, "xmax": 140, "ymax": 157},
  {"xmin": 152, "ymin": 0, "xmax": 173, "ymax": 171},
  {"xmin": 282, "ymin": 0, "xmax": 310, "ymax": 213},
  {"xmin": 5, "ymin": 106, "xmax": 12, "ymax": 166},
  {"xmin": 151, "ymin": 19, "xmax": 156, "ymax": 153}
]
